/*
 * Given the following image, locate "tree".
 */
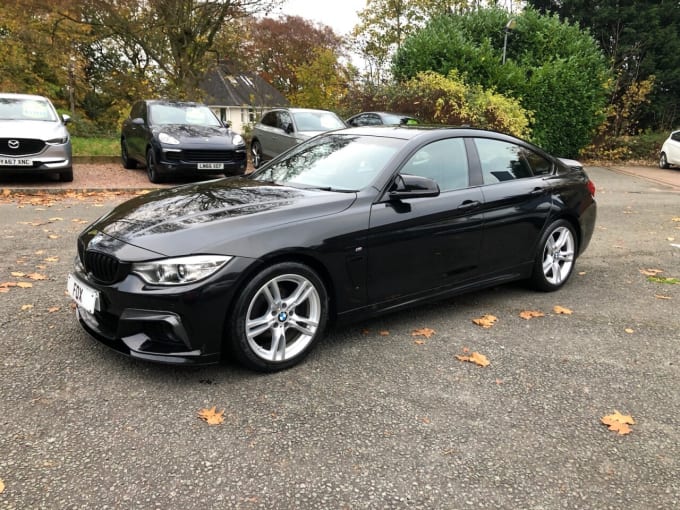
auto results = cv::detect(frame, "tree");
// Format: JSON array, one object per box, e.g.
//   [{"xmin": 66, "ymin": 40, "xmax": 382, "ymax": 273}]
[
  {"xmin": 64, "ymin": 0, "xmax": 282, "ymax": 98},
  {"xmin": 242, "ymin": 15, "xmax": 344, "ymax": 98},
  {"xmin": 392, "ymin": 7, "xmax": 610, "ymax": 156},
  {"xmin": 288, "ymin": 48, "xmax": 350, "ymax": 110},
  {"xmin": 526, "ymin": 0, "xmax": 680, "ymax": 132}
]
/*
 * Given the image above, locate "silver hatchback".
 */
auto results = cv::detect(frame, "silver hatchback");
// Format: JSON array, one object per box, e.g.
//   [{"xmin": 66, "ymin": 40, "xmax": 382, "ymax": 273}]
[{"xmin": 0, "ymin": 93, "xmax": 73, "ymax": 182}]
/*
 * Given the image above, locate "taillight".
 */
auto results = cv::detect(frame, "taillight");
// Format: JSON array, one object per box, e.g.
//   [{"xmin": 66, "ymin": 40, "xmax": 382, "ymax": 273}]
[{"xmin": 587, "ymin": 179, "xmax": 596, "ymax": 197}]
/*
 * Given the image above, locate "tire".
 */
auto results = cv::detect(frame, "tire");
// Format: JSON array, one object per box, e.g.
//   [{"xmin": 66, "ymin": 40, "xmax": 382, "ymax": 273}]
[
  {"xmin": 59, "ymin": 168, "xmax": 73, "ymax": 182},
  {"xmin": 530, "ymin": 219, "xmax": 577, "ymax": 292},
  {"xmin": 229, "ymin": 262, "xmax": 328, "ymax": 372},
  {"xmin": 146, "ymin": 149, "xmax": 162, "ymax": 183},
  {"xmin": 121, "ymin": 138, "xmax": 137, "ymax": 169},
  {"xmin": 659, "ymin": 152, "xmax": 670, "ymax": 169},
  {"xmin": 251, "ymin": 139, "xmax": 263, "ymax": 169}
]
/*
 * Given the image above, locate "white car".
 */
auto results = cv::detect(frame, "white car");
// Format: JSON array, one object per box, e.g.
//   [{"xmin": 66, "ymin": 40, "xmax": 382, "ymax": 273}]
[
  {"xmin": 0, "ymin": 93, "xmax": 73, "ymax": 182},
  {"xmin": 659, "ymin": 130, "xmax": 680, "ymax": 169}
]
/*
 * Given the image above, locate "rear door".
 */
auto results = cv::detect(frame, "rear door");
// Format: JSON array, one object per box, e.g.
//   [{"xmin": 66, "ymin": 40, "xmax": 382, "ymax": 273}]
[{"xmin": 470, "ymin": 137, "xmax": 554, "ymax": 274}]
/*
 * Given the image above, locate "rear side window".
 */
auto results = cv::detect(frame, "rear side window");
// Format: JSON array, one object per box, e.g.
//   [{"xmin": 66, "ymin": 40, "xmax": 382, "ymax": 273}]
[
  {"xmin": 474, "ymin": 138, "xmax": 550, "ymax": 183},
  {"xmin": 260, "ymin": 111, "xmax": 277, "ymax": 127}
]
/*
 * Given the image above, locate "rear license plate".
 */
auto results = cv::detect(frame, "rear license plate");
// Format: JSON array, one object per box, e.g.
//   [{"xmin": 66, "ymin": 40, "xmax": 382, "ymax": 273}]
[
  {"xmin": 67, "ymin": 274, "xmax": 99, "ymax": 314},
  {"xmin": 198, "ymin": 162, "xmax": 224, "ymax": 170},
  {"xmin": 0, "ymin": 158, "xmax": 32, "ymax": 166}
]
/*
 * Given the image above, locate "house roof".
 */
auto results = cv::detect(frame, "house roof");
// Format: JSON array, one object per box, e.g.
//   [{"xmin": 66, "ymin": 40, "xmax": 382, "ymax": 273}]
[{"xmin": 201, "ymin": 64, "xmax": 289, "ymax": 108}]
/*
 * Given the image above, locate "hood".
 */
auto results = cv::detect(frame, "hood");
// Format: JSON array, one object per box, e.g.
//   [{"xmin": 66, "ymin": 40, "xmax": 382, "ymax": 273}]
[
  {"xmin": 156, "ymin": 124, "xmax": 240, "ymax": 145},
  {"xmin": 86, "ymin": 177, "xmax": 356, "ymax": 258},
  {"xmin": 0, "ymin": 120, "xmax": 68, "ymax": 141}
]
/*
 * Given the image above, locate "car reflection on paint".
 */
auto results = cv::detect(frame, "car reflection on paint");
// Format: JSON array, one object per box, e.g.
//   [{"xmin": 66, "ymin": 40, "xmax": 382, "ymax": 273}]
[{"xmin": 68, "ymin": 126, "xmax": 596, "ymax": 372}]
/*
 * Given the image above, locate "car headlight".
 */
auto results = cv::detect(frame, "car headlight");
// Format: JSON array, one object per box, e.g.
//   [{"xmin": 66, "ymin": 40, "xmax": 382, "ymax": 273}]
[
  {"xmin": 159, "ymin": 132, "xmax": 180, "ymax": 145},
  {"xmin": 132, "ymin": 255, "xmax": 232, "ymax": 285},
  {"xmin": 232, "ymin": 134, "xmax": 245, "ymax": 146},
  {"xmin": 46, "ymin": 135, "xmax": 69, "ymax": 145}
]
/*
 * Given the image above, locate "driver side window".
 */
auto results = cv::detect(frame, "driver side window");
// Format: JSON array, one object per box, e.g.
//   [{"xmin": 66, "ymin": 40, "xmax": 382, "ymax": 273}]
[{"xmin": 400, "ymin": 138, "xmax": 469, "ymax": 192}]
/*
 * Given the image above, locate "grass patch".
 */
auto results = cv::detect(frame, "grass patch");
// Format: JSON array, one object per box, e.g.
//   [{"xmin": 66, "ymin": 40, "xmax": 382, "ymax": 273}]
[
  {"xmin": 71, "ymin": 137, "xmax": 119, "ymax": 157},
  {"xmin": 647, "ymin": 276, "xmax": 680, "ymax": 285}
]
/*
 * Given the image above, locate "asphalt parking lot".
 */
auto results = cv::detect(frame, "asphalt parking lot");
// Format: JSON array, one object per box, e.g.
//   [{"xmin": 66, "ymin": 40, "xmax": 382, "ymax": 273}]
[{"xmin": 0, "ymin": 166, "xmax": 678, "ymax": 509}]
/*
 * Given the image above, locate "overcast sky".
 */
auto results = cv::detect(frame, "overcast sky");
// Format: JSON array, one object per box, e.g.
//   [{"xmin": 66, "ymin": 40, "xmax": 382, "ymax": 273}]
[{"xmin": 273, "ymin": 0, "xmax": 366, "ymax": 35}]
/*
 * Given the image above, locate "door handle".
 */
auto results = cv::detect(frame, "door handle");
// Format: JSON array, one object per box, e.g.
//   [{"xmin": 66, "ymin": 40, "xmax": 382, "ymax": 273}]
[
  {"xmin": 457, "ymin": 200, "xmax": 481, "ymax": 210},
  {"xmin": 529, "ymin": 187, "xmax": 544, "ymax": 195}
]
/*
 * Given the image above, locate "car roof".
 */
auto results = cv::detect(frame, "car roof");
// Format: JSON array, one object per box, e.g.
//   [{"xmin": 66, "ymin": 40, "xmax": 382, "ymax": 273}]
[
  {"xmin": 338, "ymin": 125, "xmax": 519, "ymax": 141},
  {"xmin": 0, "ymin": 93, "xmax": 52, "ymax": 101},
  {"xmin": 143, "ymin": 99, "xmax": 207, "ymax": 107}
]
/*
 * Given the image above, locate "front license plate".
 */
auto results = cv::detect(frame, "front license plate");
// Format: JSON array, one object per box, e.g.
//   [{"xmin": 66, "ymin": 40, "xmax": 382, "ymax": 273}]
[
  {"xmin": 67, "ymin": 274, "xmax": 99, "ymax": 314},
  {"xmin": 0, "ymin": 158, "xmax": 32, "ymax": 166},
  {"xmin": 198, "ymin": 162, "xmax": 224, "ymax": 170}
]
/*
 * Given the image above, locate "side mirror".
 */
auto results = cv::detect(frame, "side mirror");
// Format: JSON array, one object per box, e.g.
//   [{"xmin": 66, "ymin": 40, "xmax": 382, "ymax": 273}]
[
  {"xmin": 62, "ymin": 114, "xmax": 71, "ymax": 124},
  {"xmin": 389, "ymin": 174, "xmax": 440, "ymax": 200},
  {"xmin": 132, "ymin": 117, "xmax": 145, "ymax": 126},
  {"xmin": 224, "ymin": 120, "xmax": 232, "ymax": 128}
]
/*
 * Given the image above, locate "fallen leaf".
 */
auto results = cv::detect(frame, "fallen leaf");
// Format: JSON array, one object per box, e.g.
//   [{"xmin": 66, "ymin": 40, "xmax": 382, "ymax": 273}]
[
  {"xmin": 601, "ymin": 411, "xmax": 635, "ymax": 435},
  {"xmin": 647, "ymin": 276, "xmax": 680, "ymax": 285},
  {"xmin": 0, "ymin": 287, "xmax": 9, "ymax": 293},
  {"xmin": 654, "ymin": 294, "xmax": 672, "ymax": 300},
  {"xmin": 44, "ymin": 257, "xmax": 59, "ymax": 263},
  {"xmin": 26, "ymin": 273, "xmax": 47, "ymax": 281},
  {"xmin": 2, "ymin": 188, "xmax": 10, "ymax": 196},
  {"xmin": 456, "ymin": 351, "xmax": 490, "ymax": 367},
  {"xmin": 35, "ymin": 250, "xmax": 45, "ymax": 255},
  {"xmin": 412, "ymin": 327, "xmax": 436, "ymax": 338},
  {"xmin": 49, "ymin": 217, "xmax": 63, "ymax": 222},
  {"xmin": 16, "ymin": 282, "xmax": 33, "ymax": 289},
  {"xmin": 197, "ymin": 406, "xmax": 225, "ymax": 425},
  {"xmin": 668, "ymin": 237, "xmax": 676, "ymax": 242},
  {"xmin": 578, "ymin": 271, "xmax": 587, "ymax": 276},
  {"xmin": 379, "ymin": 330, "xmax": 390, "ymax": 336},
  {"xmin": 11, "ymin": 271, "xmax": 26, "ymax": 277},
  {"xmin": 553, "ymin": 305, "xmax": 573, "ymax": 315},
  {"xmin": 421, "ymin": 416, "xmax": 431, "ymax": 424},
  {"xmin": 21, "ymin": 304, "xmax": 33, "ymax": 311},
  {"xmin": 472, "ymin": 314, "xmax": 498, "ymax": 328},
  {"xmin": 639, "ymin": 268, "xmax": 664, "ymax": 276},
  {"xmin": 672, "ymin": 217, "xmax": 680, "ymax": 222},
  {"xmin": 48, "ymin": 234, "xmax": 59, "ymax": 240},
  {"xmin": 624, "ymin": 328, "xmax": 634, "ymax": 334},
  {"xmin": 519, "ymin": 310, "xmax": 545, "ymax": 320},
  {"xmin": 0, "ymin": 478, "xmax": 4, "ymax": 493},
  {"xmin": 414, "ymin": 339, "xmax": 426, "ymax": 345},
  {"xmin": 48, "ymin": 306, "xmax": 60, "ymax": 313}
]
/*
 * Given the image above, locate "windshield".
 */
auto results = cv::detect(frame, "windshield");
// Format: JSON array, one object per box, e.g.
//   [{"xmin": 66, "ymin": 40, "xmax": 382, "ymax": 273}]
[
  {"xmin": 149, "ymin": 104, "xmax": 222, "ymax": 127},
  {"xmin": 251, "ymin": 133, "xmax": 404, "ymax": 191},
  {"xmin": 0, "ymin": 98, "xmax": 58, "ymax": 122},
  {"xmin": 292, "ymin": 111, "xmax": 346, "ymax": 132}
]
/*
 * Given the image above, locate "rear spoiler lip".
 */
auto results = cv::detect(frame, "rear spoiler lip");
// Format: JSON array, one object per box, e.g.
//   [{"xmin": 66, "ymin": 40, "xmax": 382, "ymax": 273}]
[{"xmin": 557, "ymin": 157, "xmax": 584, "ymax": 170}]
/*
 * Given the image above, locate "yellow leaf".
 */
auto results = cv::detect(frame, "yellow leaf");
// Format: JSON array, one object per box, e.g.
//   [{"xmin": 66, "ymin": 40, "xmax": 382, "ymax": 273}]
[
  {"xmin": 624, "ymin": 328, "xmax": 634, "ymax": 334},
  {"xmin": 21, "ymin": 304, "xmax": 33, "ymax": 311},
  {"xmin": 472, "ymin": 314, "xmax": 498, "ymax": 328},
  {"xmin": 48, "ymin": 234, "xmax": 59, "ymax": 240},
  {"xmin": 16, "ymin": 282, "xmax": 33, "ymax": 289},
  {"xmin": 197, "ymin": 406, "xmax": 225, "ymax": 425},
  {"xmin": 414, "ymin": 339, "xmax": 426, "ymax": 345},
  {"xmin": 519, "ymin": 310, "xmax": 545, "ymax": 320},
  {"xmin": 639, "ymin": 268, "xmax": 664, "ymax": 276},
  {"xmin": 11, "ymin": 271, "xmax": 25, "ymax": 277},
  {"xmin": 411, "ymin": 327, "xmax": 436, "ymax": 338},
  {"xmin": 26, "ymin": 273, "xmax": 47, "ymax": 281},
  {"xmin": 553, "ymin": 305, "xmax": 573, "ymax": 315},
  {"xmin": 601, "ymin": 411, "xmax": 635, "ymax": 435},
  {"xmin": 672, "ymin": 217, "xmax": 680, "ymax": 222},
  {"xmin": 0, "ymin": 478, "xmax": 4, "ymax": 493},
  {"xmin": 35, "ymin": 250, "xmax": 45, "ymax": 255},
  {"xmin": 654, "ymin": 294, "xmax": 672, "ymax": 300},
  {"xmin": 2, "ymin": 188, "xmax": 10, "ymax": 197},
  {"xmin": 456, "ymin": 351, "xmax": 490, "ymax": 367},
  {"xmin": 44, "ymin": 257, "xmax": 59, "ymax": 263},
  {"xmin": 48, "ymin": 306, "xmax": 60, "ymax": 313}
]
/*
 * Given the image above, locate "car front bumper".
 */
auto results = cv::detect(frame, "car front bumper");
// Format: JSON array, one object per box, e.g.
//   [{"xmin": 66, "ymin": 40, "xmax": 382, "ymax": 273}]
[
  {"xmin": 70, "ymin": 256, "xmax": 258, "ymax": 365},
  {"xmin": 157, "ymin": 147, "xmax": 247, "ymax": 176}
]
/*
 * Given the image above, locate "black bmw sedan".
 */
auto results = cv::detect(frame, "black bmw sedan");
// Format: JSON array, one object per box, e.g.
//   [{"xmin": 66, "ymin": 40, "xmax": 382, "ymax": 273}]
[
  {"xmin": 120, "ymin": 100, "xmax": 247, "ymax": 183},
  {"xmin": 68, "ymin": 126, "xmax": 596, "ymax": 372}
]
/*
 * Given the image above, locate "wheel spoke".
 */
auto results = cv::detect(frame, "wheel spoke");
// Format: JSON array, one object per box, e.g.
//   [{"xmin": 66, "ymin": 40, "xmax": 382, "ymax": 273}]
[
  {"xmin": 554, "ymin": 229, "xmax": 569, "ymax": 250},
  {"xmin": 552, "ymin": 261, "xmax": 563, "ymax": 283},
  {"xmin": 246, "ymin": 315, "xmax": 273, "ymax": 338},
  {"xmin": 270, "ymin": 327, "xmax": 287, "ymax": 361},
  {"xmin": 288, "ymin": 316, "xmax": 318, "ymax": 337},
  {"xmin": 543, "ymin": 255, "xmax": 554, "ymax": 274},
  {"xmin": 265, "ymin": 280, "xmax": 282, "ymax": 305},
  {"xmin": 286, "ymin": 280, "xmax": 314, "ymax": 309}
]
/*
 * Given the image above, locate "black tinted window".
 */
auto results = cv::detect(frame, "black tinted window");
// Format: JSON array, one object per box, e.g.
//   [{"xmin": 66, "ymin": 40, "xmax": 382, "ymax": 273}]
[
  {"xmin": 261, "ymin": 112, "xmax": 277, "ymax": 127},
  {"xmin": 475, "ymin": 138, "xmax": 534, "ymax": 183},
  {"xmin": 524, "ymin": 150, "xmax": 552, "ymax": 176}
]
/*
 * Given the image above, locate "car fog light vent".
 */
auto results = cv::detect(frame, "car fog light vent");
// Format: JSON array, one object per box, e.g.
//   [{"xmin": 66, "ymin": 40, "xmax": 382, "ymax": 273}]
[{"xmin": 85, "ymin": 250, "xmax": 121, "ymax": 284}]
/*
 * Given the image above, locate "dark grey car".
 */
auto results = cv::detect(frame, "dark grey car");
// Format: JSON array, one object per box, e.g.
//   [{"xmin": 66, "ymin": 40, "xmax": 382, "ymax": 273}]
[
  {"xmin": 250, "ymin": 108, "xmax": 345, "ymax": 168},
  {"xmin": 0, "ymin": 93, "xmax": 72, "ymax": 182}
]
